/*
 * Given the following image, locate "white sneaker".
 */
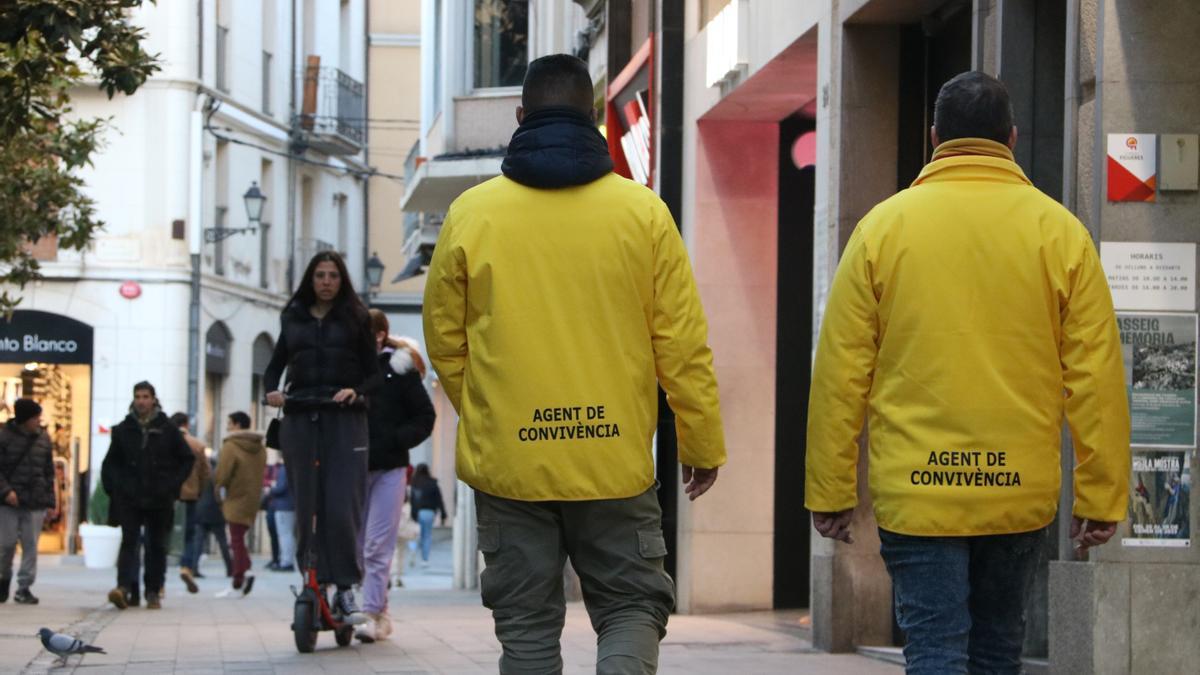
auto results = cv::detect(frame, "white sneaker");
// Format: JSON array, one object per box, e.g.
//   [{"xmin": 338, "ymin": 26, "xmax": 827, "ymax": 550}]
[
  {"xmin": 214, "ymin": 586, "xmax": 238, "ymax": 598},
  {"xmin": 376, "ymin": 612, "xmax": 393, "ymax": 640},
  {"xmin": 355, "ymin": 615, "xmax": 378, "ymax": 643},
  {"xmin": 420, "ymin": 560, "xmax": 430, "ymax": 569}
]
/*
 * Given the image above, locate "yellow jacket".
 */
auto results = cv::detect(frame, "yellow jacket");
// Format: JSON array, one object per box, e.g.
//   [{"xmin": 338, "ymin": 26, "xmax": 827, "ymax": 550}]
[
  {"xmin": 423, "ymin": 172, "xmax": 726, "ymax": 501},
  {"xmin": 806, "ymin": 139, "xmax": 1130, "ymax": 536}
]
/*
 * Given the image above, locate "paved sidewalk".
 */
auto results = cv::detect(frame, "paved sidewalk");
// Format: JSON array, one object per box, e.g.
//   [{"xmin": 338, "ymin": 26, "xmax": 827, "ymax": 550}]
[{"xmin": 1, "ymin": 534, "xmax": 900, "ymax": 674}]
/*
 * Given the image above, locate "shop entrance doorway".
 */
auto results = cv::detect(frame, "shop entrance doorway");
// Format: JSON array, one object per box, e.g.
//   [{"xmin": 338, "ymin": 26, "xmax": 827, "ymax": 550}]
[{"xmin": 0, "ymin": 310, "xmax": 94, "ymax": 554}]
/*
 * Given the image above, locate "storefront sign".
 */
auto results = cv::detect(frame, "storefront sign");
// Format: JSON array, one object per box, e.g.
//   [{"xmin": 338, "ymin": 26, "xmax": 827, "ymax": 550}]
[
  {"xmin": 1118, "ymin": 312, "xmax": 1198, "ymax": 448},
  {"xmin": 119, "ymin": 281, "xmax": 142, "ymax": 299},
  {"xmin": 1124, "ymin": 448, "xmax": 1191, "ymax": 548},
  {"xmin": 1101, "ymin": 242, "xmax": 1195, "ymax": 311},
  {"xmin": 1107, "ymin": 133, "xmax": 1156, "ymax": 202},
  {"xmin": 0, "ymin": 310, "xmax": 93, "ymax": 365}
]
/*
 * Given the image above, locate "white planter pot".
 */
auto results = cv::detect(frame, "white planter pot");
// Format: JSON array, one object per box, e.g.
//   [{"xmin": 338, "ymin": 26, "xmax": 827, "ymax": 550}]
[{"xmin": 79, "ymin": 523, "xmax": 122, "ymax": 569}]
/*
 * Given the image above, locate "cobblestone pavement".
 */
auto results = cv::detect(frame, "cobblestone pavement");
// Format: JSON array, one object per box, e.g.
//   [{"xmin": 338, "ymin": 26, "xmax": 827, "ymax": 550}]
[{"xmin": 1, "ymin": 533, "xmax": 900, "ymax": 674}]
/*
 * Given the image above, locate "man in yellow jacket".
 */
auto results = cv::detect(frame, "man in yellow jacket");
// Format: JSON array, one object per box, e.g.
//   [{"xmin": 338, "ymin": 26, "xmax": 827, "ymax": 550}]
[
  {"xmin": 424, "ymin": 54, "xmax": 726, "ymax": 674},
  {"xmin": 806, "ymin": 71, "xmax": 1129, "ymax": 673}
]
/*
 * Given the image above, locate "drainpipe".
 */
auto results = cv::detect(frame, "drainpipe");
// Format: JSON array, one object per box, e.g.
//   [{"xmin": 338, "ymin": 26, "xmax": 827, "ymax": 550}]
[
  {"xmin": 188, "ymin": 101, "xmax": 205, "ymax": 434},
  {"xmin": 363, "ymin": 0, "xmax": 372, "ymax": 300},
  {"xmin": 287, "ymin": 0, "xmax": 299, "ymax": 291}
]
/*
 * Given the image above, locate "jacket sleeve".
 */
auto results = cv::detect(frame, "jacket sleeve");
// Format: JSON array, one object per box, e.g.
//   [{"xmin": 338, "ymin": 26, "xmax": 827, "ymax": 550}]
[
  {"xmin": 650, "ymin": 202, "xmax": 727, "ymax": 469},
  {"xmin": 270, "ymin": 466, "xmax": 288, "ymax": 497},
  {"xmin": 196, "ymin": 443, "xmax": 211, "ymax": 485},
  {"xmin": 423, "ymin": 209, "xmax": 468, "ymax": 412},
  {"xmin": 172, "ymin": 429, "xmax": 195, "ymax": 493},
  {"xmin": 263, "ymin": 317, "xmax": 289, "ymax": 393},
  {"xmin": 213, "ymin": 443, "xmax": 234, "ymax": 491},
  {"xmin": 1061, "ymin": 226, "xmax": 1131, "ymax": 522},
  {"xmin": 0, "ymin": 435, "xmax": 12, "ymax": 499},
  {"xmin": 805, "ymin": 225, "xmax": 879, "ymax": 513},
  {"xmin": 395, "ymin": 372, "xmax": 437, "ymax": 451},
  {"xmin": 434, "ymin": 482, "xmax": 447, "ymax": 520},
  {"xmin": 100, "ymin": 436, "xmax": 118, "ymax": 498}
]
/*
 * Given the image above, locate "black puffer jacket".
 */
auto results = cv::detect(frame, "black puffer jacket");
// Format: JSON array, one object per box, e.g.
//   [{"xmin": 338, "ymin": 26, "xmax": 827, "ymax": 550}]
[
  {"xmin": 501, "ymin": 107, "xmax": 613, "ymax": 188},
  {"xmin": 101, "ymin": 410, "xmax": 195, "ymax": 510},
  {"xmin": 367, "ymin": 349, "xmax": 436, "ymax": 472},
  {"xmin": 0, "ymin": 421, "xmax": 56, "ymax": 510},
  {"xmin": 264, "ymin": 300, "xmax": 381, "ymax": 400}
]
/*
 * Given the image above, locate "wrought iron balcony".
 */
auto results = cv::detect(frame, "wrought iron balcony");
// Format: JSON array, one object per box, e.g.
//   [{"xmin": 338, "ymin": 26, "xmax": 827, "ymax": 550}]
[{"xmin": 296, "ymin": 59, "xmax": 365, "ymax": 156}]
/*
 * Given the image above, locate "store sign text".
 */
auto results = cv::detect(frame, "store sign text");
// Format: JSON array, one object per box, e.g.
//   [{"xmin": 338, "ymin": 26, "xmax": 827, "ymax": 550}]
[{"xmin": 0, "ymin": 334, "xmax": 80, "ymax": 354}]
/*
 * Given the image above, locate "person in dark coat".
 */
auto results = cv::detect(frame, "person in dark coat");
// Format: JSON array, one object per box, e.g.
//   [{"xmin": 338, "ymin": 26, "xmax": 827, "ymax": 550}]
[
  {"xmin": 356, "ymin": 309, "xmax": 436, "ymax": 642},
  {"xmin": 263, "ymin": 251, "xmax": 381, "ymax": 624},
  {"xmin": 0, "ymin": 399, "xmax": 56, "ymax": 605},
  {"xmin": 100, "ymin": 382, "xmax": 194, "ymax": 610},
  {"xmin": 266, "ymin": 461, "xmax": 295, "ymax": 572},
  {"xmin": 193, "ymin": 458, "xmax": 233, "ymax": 578},
  {"xmin": 408, "ymin": 463, "xmax": 447, "ymax": 567}
]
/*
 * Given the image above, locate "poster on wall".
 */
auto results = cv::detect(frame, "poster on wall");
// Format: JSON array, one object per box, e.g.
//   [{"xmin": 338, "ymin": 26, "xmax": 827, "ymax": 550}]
[
  {"xmin": 1101, "ymin": 241, "xmax": 1195, "ymax": 311},
  {"xmin": 1118, "ymin": 312, "xmax": 1198, "ymax": 447},
  {"xmin": 1107, "ymin": 133, "xmax": 1157, "ymax": 202},
  {"xmin": 1124, "ymin": 449, "xmax": 1192, "ymax": 548}
]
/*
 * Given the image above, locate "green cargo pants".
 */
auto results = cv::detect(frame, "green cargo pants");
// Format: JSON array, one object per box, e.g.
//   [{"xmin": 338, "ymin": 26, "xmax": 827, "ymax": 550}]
[{"xmin": 475, "ymin": 486, "xmax": 676, "ymax": 675}]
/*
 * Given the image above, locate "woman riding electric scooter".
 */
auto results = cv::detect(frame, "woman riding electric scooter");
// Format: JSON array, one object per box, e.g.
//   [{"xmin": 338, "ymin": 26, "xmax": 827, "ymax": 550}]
[{"xmin": 264, "ymin": 251, "xmax": 381, "ymax": 650}]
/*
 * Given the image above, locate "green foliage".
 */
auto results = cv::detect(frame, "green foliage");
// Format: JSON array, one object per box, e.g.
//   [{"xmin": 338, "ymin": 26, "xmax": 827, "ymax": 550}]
[
  {"xmin": 87, "ymin": 478, "xmax": 109, "ymax": 524},
  {"xmin": 0, "ymin": 0, "xmax": 160, "ymax": 313}
]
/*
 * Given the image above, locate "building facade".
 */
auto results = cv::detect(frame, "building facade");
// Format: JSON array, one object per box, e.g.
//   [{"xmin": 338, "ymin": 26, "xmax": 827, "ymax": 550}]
[{"xmin": 1, "ymin": 0, "xmax": 372, "ymax": 552}]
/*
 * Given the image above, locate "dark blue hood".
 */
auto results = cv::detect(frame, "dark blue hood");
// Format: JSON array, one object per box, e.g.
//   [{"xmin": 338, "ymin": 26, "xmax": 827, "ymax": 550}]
[{"xmin": 501, "ymin": 107, "xmax": 613, "ymax": 188}]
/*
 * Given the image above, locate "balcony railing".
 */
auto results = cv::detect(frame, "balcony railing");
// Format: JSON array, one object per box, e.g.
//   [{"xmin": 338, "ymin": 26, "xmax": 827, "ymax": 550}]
[{"xmin": 298, "ymin": 60, "xmax": 365, "ymax": 155}]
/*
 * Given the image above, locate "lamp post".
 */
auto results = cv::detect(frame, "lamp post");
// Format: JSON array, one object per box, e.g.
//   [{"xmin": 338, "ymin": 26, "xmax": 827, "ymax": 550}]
[
  {"xmin": 205, "ymin": 181, "xmax": 267, "ymax": 242},
  {"xmin": 365, "ymin": 252, "xmax": 385, "ymax": 299}
]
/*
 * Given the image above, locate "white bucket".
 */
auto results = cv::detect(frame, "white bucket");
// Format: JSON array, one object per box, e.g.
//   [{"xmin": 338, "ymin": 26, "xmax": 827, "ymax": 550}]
[{"xmin": 79, "ymin": 523, "xmax": 122, "ymax": 569}]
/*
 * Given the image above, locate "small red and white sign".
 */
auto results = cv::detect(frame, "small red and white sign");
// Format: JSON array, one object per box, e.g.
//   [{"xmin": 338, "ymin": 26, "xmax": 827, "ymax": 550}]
[
  {"xmin": 119, "ymin": 281, "xmax": 142, "ymax": 299},
  {"xmin": 1108, "ymin": 134, "xmax": 1156, "ymax": 202}
]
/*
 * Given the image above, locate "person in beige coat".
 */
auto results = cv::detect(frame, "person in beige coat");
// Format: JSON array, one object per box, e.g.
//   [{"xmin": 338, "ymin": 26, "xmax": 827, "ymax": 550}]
[
  {"xmin": 213, "ymin": 412, "xmax": 266, "ymax": 597},
  {"xmin": 173, "ymin": 412, "xmax": 210, "ymax": 593}
]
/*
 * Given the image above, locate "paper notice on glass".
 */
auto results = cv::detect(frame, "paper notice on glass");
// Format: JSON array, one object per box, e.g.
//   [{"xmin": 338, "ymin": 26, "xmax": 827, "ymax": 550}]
[
  {"xmin": 1124, "ymin": 449, "xmax": 1191, "ymax": 548},
  {"xmin": 1118, "ymin": 312, "xmax": 1198, "ymax": 448},
  {"xmin": 1102, "ymin": 242, "xmax": 1195, "ymax": 311},
  {"xmin": 1107, "ymin": 133, "xmax": 1156, "ymax": 202}
]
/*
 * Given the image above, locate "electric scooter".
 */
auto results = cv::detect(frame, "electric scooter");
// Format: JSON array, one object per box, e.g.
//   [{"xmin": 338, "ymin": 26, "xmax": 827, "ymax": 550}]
[{"xmin": 277, "ymin": 392, "xmax": 363, "ymax": 653}]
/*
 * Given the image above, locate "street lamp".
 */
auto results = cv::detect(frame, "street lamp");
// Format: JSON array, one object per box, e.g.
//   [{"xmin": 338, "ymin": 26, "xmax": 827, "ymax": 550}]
[
  {"xmin": 366, "ymin": 252, "xmax": 386, "ymax": 291},
  {"xmin": 205, "ymin": 181, "xmax": 266, "ymax": 243}
]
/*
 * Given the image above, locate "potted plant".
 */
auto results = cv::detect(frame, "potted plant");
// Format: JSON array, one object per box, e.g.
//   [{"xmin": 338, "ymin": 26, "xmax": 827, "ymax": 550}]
[{"xmin": 79, "ymin": 481, "xmax": 121, "ymax": 569}]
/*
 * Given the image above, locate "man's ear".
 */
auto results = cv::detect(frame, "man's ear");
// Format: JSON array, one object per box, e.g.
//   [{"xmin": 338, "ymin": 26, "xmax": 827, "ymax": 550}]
[
  {"xmin": 1007, "ymin": 125, "xmax": 1018, "ymax": 150},
  {"xmin": 930, "ymin": 125, "xmax": 940, "ymax": 149},
  {"xmin": 515, "ymin": 106, "xmax": 525, "ymax": 125}
]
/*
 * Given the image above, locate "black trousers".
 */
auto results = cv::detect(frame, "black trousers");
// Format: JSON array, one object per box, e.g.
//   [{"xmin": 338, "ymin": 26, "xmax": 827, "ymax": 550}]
[
  {"xmin": 280, "ymin": 407, "xmax": 368, "ymax": 587},
  {"xmin": 112, "ymin": 500, "xmax": 174, "ymax": 595}
]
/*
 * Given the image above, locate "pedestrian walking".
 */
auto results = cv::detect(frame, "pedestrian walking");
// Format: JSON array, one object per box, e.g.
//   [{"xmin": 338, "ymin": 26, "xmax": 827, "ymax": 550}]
[
  {"xmin": 0, "ymin": 399, "xmax": 57, "ymax": 605},
  {"xmin": 192, "ymin": 459, "xmax": 233, "ymax": 579},
  {"xmin": 423, "ymin": 54, "xmax": 726, "ymax": 674},
  {"xmin": 213, "ymin": 412, "xmax": 266, "ymax": 597},
  {"xmin": 356, "ymin": 311, "xmax": 436, "ymax": 643},
  {"xmin": 101, "ymin": 382, "xmax": 195, "ymax": 610},
  {"xmin": 264, "ymin": 250, "xmax": 381, "ymax": 625},
  {"xmin": 805, "ymin": 71, "xmax": 1130, "ymax": 674},
  {"xmin": 261, "ymin": 457, "xmax": 281, "ymax": 570},
  {"xmin": 171, "ymin": 412, "xmax": 210, "ymax": 594},
  {"xmin": 407, "ymin": 464, "xmax": 445, "ymax": 568},
  {"xmin": 266, "ymin": 461, "xmax": 295, "ymax": 572}
]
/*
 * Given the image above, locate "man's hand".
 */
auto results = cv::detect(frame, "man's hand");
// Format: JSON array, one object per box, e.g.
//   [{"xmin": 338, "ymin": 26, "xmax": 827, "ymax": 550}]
[
  {"xmin": 333, "ymin": 388, "xmax": 358, "ymax": 405},
  {"xmin": 1071, "ymin": 517, "xmax": 1117, "ymax": 558},
  {"xmin": 682, "ymin": 465, "xmax": 718, "ymax": 501},
  {"xmin": 812, "ymin": 509, "xmax": 855, "ymax": 544},
  {"xmin": 3, "ymin": 491, "xmax": 17, "ymax": 507}
]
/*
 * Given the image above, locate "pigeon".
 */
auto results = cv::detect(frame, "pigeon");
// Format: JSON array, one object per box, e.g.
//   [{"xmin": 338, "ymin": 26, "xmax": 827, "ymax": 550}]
[{"xmin": 36, "ymin": 627, "xmax": 106, "ymax": 666}]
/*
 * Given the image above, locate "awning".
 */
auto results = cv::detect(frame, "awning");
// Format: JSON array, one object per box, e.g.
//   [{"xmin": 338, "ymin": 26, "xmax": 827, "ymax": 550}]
[{"xmin": 400, "ymin": 155, "xmax": 504, "ymax": 213}]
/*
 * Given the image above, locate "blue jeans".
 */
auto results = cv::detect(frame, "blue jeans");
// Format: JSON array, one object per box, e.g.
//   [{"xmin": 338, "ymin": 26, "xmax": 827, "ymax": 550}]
[
  {"xmin": 879, "ymin": 526, "xmax": 1046, "ymax": 675},
  {"xmin": 417, "ymin": 508, "xmax": 436, "ymax": 561}
]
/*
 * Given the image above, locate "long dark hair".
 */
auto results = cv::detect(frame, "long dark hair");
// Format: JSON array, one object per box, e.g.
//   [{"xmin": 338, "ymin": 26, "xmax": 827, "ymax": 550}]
[{"xmin": 287, "ymin": 251, "xmax": 367, "ymax": 322}]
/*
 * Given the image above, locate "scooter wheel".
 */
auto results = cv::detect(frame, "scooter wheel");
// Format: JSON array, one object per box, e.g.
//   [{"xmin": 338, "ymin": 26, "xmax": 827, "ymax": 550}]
[
  {"xmin": 293, "ymin": 598, "xmax": 318, "ymax": 653},
  {"xmin": 335, "ymin": 624, "xmax": 354, "ymax": 647}
]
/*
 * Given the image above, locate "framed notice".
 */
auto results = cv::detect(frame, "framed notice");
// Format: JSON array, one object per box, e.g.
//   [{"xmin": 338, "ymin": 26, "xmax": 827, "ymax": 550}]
[
  {"xmin": 1118, "ymin": 312, "xmax": 1198, "ymax": 448},
  {"xmin": 1124, "ymin": 449, "xmax": 1191, "ymax": 548},
  {"xmin": 1101, "ymin": 242, "xmax": 1196, "ymax": 312},
  {"xmin": 1107, "ymin": 133, "xmax": 1156, "ymax": 202}
]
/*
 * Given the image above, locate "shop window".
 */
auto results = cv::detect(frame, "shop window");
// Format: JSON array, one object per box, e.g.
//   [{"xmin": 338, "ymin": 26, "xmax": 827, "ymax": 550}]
[{"xmin": 474, "ymin": 0, "xmax": 528, "ymax": 89}]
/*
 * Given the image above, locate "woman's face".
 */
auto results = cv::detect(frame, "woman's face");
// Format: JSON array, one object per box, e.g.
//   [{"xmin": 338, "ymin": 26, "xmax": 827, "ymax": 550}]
[{"xmin": 312, "ymin": 260, "xmax": 341, "ymax": 302}]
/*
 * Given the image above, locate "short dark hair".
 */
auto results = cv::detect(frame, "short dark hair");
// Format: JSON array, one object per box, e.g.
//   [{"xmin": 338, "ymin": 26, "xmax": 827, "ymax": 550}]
[
  {"xmin": 933, "ymin": 71, "xmax": 1014, "ymax": 145},
  {"xmin": 521, "ymin": 54, "xmax": 594, "ymax": 115},
  {"xmin": 228, "ymin": 411, "xmax": 252, "ymax": 430},
  {"xmin": 133, "ymin": 381, "xmax": 156, "ymax": 397},
  {"xmin": 170, "ymin": 412, "xmax": 189, "ymax": 429}
]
